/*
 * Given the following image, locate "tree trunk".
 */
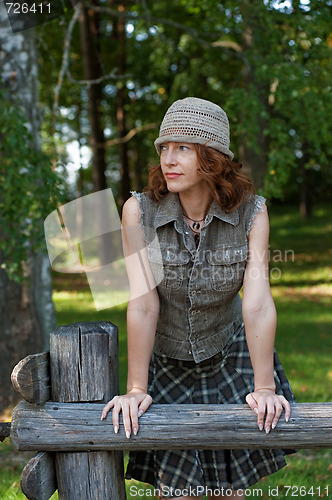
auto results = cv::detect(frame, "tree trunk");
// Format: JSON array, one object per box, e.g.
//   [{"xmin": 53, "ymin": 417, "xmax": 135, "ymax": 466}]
[
  {"xmin": 299, "ymin": 145, "xmax": 313, "ymax": 218},
  {"xmin": 79, "ymin": 0, "xmax": 107, "ymax": 194},
  {"xmin": 0, "ymin": 6, "xmax": 55, "ymax": 412},
  {"xmin": 133, "ymin": 139, "xmax": 143, "ymax": 192},
  {"xmin": 238, "ymin": 2, "xmax": 270, "ymax": 191},
  {"xmin": 299, "ymin": 172, "xmax": 312, "ymax": 218},
  {"xmin": 79, "ymin": 1, "xmax": 115, "ymax": 266},
  {"xmin": 112, "ymin": 2, "xmax": 131, "ymax": 209}
]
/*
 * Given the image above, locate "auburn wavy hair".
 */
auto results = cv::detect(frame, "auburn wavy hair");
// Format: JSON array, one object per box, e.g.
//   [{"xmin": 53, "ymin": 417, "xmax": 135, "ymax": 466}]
[{"xmin": 145, "ymin": 144, "xmax": 255, "ymax": 213}]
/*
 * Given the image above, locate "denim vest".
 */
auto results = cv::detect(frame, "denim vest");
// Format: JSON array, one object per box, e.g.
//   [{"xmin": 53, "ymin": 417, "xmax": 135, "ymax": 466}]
[{"xmin": 131, "ymin": 191, "xmax": 265, "ymax": 363}]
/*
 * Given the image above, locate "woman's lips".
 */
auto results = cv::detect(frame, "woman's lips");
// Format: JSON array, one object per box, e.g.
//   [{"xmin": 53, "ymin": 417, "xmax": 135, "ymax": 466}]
[{"xmin": 165, "ymin": 173, "xmax": 182, "ymax": 179}]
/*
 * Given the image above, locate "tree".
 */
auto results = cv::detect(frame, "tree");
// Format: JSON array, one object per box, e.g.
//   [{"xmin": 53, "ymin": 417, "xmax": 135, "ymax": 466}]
[
  {"xmin": 112, "ymin": 1, "xmax": 131, "ymax": 210},
  {"xmin": 263, "ymin": 0, "xmax": 332, "ymax": 215},
  {"xmin": 79, "ymin": 0, "xmax": 108, "ymax": 194},
  {"xmin": 35, "ymin": 0, "xmax": 332, "ymax": 214},
  {"xmin": 0, "ymin": 5, "xmax": 59, "ymax": 412}
]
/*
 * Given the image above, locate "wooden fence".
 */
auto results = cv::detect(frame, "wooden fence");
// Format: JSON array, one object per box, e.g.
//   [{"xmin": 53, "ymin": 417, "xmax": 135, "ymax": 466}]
[{"xmin": 1, "ymin": 321, "xmax": 332, "ymax": 500}]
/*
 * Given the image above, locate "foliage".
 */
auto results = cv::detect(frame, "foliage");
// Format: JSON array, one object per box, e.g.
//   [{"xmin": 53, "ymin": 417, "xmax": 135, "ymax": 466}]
[
  {"xmin": 263, "ymin": 2, "xmax": 332, "ymax": 200},
  {"xmin": 0, "ymin": 90, "xmax": 63, "ymax": 281},
  {"xmin": 35, "ymin": 0, "xmax": 332, "ymax": 205}
]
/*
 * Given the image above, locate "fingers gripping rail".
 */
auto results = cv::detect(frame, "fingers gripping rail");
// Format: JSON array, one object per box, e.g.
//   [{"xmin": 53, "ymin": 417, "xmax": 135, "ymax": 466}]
[
  {"xmin": 7, "ymin": 322, "xmax": 332, "ymax": 500},
  {"xmin": 10, "ymin": 400, "xmax": 332, "ymax": 452}
]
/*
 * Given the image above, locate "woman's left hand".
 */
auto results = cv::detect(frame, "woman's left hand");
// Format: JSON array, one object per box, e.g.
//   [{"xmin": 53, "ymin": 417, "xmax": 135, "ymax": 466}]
[{"xmin": 246, "ymin": 389, "xmax": 291, "ymax": 434}]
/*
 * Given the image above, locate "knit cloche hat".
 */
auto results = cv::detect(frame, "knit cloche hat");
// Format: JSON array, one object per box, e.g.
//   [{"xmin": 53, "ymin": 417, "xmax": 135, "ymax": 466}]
[{"xmin": 154, "ymin": 97, "xmax": 234, "ymax": 160}]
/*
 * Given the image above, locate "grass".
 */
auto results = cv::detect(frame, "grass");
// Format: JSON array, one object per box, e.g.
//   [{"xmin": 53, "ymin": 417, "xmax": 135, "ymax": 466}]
[{"xmin": 1, "ymin": 203, "xmax": 332, "ymax": 499}]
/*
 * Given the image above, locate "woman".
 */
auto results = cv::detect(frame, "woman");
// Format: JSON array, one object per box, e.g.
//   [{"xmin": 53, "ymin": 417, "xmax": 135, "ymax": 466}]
[{"xmin": 101, "ymin": 97, "xmax": 295, "ymax": 498}]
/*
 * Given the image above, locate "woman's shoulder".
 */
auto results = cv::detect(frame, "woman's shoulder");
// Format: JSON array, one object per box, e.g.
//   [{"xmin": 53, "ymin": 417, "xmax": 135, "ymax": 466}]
[
  {"xmin": 238, "ymin": 193, "xmax": 266, "ymax": 214},
  {"xmin": 129, "ymin": 190, "xmax": 154, "ymax": 205},
  {"xmin": 129, "ymin": 191, "xmax": 162, "ymax": 210},
  {"xmin": 238, "ymin": 193, "xmax": 267, "ymax": 236},
  {"xmin": 243, "ymin": 193, "xmax": 266, "ymax": 209},
  {"xmin": 122, "ymin": 195, "xmax": 140, "ymax": 226},
  {"xmin": 124, "ymin": 191, "xmax": 160, "ymax": 229}
]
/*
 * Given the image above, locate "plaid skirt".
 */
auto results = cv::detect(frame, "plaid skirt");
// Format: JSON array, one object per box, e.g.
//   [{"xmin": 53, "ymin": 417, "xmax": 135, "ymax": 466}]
[{"xmin": 125, "ymin": 323, "xmax": 296, "ymax": 495}]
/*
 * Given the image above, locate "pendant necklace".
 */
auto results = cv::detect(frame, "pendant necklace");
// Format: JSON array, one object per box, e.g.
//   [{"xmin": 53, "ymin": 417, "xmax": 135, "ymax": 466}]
[
  {"xmin": 183, "ymin": 213, "xmax": 205, "ymax": 231},
  {"xmin": 183, "ymin": 213, "xmax": 205, "ymax": 247}
]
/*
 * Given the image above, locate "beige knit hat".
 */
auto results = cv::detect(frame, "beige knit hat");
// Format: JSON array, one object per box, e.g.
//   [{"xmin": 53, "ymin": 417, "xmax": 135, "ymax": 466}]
[{"xmin": 154, "ymin": 97, "xmax": 234, "ymax": 160}]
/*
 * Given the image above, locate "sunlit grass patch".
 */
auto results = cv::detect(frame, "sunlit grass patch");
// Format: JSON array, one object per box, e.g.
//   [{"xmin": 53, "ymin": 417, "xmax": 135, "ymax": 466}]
[
  {"xmin": 52, "ymin": 289, "xmax": 128, "ymax": 393},
  {"xmin": 255, "ymin": 449, "xmax": 332, "ymax": 499},
  {"xmin": 0, "ymin": 440, "xmax": 33, "ymax": 499}
]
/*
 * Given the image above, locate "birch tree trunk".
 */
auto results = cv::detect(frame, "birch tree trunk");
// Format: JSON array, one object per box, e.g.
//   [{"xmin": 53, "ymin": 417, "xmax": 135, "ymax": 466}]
[{"xmin": 0, "ymin": 4, "xmax": 56, "ymax": 413}]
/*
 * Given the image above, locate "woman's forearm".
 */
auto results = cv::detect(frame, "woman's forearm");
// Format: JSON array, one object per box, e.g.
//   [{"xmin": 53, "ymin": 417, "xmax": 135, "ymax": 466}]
[
  {"xmin": 126, "ymin": 307, "xmax": 159, "ymax": 393},
  {"xmin": 243, "ymin": 300, "xmax": 277, "ymax": 391}
]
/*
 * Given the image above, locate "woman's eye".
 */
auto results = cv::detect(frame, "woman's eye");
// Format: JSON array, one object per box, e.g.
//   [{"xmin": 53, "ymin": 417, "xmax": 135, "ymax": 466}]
[{"xmin": 179, "ymin": 145, "xmax": 189, "ymax": 151}]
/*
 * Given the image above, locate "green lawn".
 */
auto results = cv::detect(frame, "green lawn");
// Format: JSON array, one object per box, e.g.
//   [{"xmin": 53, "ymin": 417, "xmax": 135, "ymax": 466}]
[{"xmin": 1, "ymin": 203, "xmax": 331, "ymax": 499}]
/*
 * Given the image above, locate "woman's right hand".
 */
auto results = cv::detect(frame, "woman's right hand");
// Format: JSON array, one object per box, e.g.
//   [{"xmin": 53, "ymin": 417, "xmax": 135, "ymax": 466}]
[{"xmin": 101, "ymin": 388, "xmax": 153, "ymax": 438}]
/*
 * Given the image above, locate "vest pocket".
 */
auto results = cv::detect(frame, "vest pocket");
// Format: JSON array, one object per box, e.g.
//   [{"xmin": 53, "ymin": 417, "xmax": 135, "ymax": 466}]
[
  {"xmin": 206, "ymin": 245, "xmax": 248, "ymax": 291},
  {"xmin": 148, "ymin": 247, "xmax": 190, "ymax": 290}
]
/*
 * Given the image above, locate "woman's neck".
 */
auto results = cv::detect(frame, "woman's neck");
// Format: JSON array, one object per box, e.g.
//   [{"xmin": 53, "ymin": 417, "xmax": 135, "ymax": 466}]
[{"xmin": 178, "ymin": 186, "xmax": 212, "ymax": 221}]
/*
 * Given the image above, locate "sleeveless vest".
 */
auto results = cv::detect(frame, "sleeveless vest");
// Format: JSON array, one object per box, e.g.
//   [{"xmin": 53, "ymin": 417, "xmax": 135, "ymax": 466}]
[{"xmin": 131, "ymin": 191, "xmax": 265, "ymax": 363}]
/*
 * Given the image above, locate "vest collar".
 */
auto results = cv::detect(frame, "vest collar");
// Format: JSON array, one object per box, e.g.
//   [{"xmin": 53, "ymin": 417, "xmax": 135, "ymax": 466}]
[
  {"xmin": 153, "ymin": 192, "xmax": 239, "ymax": 229},
  {"xmin": 206, "ymin": 198, "xmax": 239, "ymax": 226}
]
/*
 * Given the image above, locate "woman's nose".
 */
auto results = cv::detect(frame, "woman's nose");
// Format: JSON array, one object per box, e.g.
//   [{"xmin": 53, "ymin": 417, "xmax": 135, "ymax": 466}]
[{"xmin": 164, "ymin": 149, "xmax": 177, "ymax": 165}]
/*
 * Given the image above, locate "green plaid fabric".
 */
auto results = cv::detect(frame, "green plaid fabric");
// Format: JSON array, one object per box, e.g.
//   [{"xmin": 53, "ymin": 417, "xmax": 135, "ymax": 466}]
[{"xmin": 125, "ymin": 324, "xmax": 296, "ymax": 495}]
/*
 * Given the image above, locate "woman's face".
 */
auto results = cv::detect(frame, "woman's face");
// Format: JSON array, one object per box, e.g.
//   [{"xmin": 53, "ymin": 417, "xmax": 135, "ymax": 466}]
[{"xmin": 160, "ymin": 142, "xmax": 206, "ymax": 194}]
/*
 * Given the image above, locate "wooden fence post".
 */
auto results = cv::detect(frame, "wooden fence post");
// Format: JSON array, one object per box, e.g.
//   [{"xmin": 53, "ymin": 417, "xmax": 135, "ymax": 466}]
[
  {"xmin": 49, "ymin": 321, "xmax": 126, "ymax": 500},
  {"xmin": 11, "ymin": 351, "xmax": 56, "ymax": 500},
  {"xmin": 9, "ymin": 321, "xmax": 332, "ymax": 498}
]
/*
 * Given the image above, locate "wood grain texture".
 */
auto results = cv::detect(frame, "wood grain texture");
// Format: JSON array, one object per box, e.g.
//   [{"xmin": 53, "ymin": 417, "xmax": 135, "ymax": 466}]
[
  {"xmin": 50, "ymin": 321, "xmax": 119, "ymax": 402},
  {"xmin": 20, "ymin": 452, "xmax": 57, "ymax": 500},
  {"xmin": 11, "ymin": 401, "xmax": 332, "ymax": 451},
  {"xmin": 11, "ymin": 352, "xmax": 50, "ymax": 405},
  {"xmin": 55, "ymin": 451, "xmax": 126, "ymax": 499},
  {"xmin": 49, "ymin": 321, "xmax": 126, "ymax": 500}
]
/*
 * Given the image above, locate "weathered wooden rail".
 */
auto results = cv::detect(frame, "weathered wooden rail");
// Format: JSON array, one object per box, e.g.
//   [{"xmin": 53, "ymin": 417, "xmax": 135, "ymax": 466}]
[
  {"xmin": 3, "ymin": 321, "xmax": 332, "ymax": 500},
  {"xmin": 10, "ymin": 401, "xmax": 332, "ymax": 451}
]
